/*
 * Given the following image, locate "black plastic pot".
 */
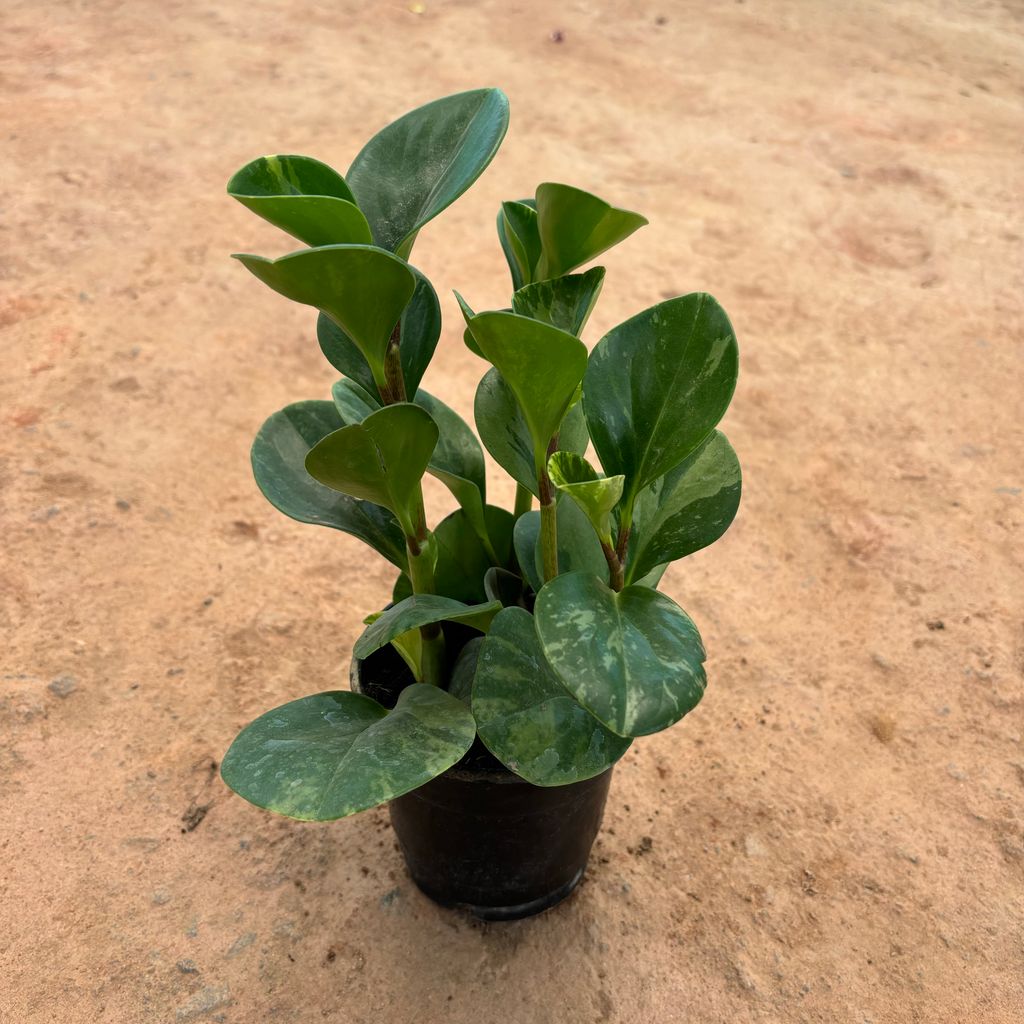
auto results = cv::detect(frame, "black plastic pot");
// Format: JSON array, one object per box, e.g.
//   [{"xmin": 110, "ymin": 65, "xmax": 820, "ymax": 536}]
[{"xmin": 351, "ymin": 641, "xmax": 612, "ymax": 921}]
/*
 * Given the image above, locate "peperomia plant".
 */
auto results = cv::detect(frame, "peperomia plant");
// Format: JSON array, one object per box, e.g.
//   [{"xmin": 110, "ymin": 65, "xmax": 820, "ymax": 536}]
[{"xmin": 221, "ymin": 88, "xmax": 741, "ymax": 822}]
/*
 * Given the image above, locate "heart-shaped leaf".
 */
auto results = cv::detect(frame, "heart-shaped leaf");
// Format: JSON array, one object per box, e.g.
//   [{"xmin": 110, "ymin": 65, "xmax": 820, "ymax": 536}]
[
  {"xmin": 511, "ymin": 267, "xmax": 606, "ymax": 336},
  {"xmin": 228, "ymin": 154, "xmax": 372, "ymax": 247},
  {"xmin": 584, "ymin": 292, "xmax": 738, "ymax": 508},
  {"xmin": 534, "ymin": 183, "xmax": 647, "ymax": 280},
  {"xmin": 304, "ymin": 403, "xmax": 437, "ymax": 535},
  {"xmin": 513, "ymin": 499, "xmax": 609, "ymax": 595},
  {"xmin": 317, "ymin": 267, "xmax": 440, "ymax": 400},
  {"xmin": 235, "ymin": 245, "xmax": 416, "ymax": 392},
  {"xmin": 347, "ymin": 88, "xmax": 510, "ymax": 258},
  {"xmin": 220, "ymin": 685, "xmax": 475, "ymax": 821},
  {"xmin": 548, "ymin": 450, "xmax": 624, "ymax": 544},
  {"xmin": 498, "ymin": 200, "xmax": 541, "ymax": 289},
  {"xmin": 534, "ymin": 573, "xmax": 706, "ymax": 737},
  {"xmin": 432, "ymin": 505, "xmax": 515, "ymax": 604},
  {"xmin": 465, "ymin": 312, "xmax": 588, "ymax": 476},
  {"xmin": 473, "ymin": 367, "xmax": 589, "ymax": 496},
  {"xmin": 626, "ymin": 430, "xmax": 742, "ymax": 584},
  {"xmin": 251, "ymin": 401, "xmax": 407, "ymax": 569},
  {"xmin": 472, "ymin": 607, "xmax": 630, "ymax": 785},
  {"xmin": 354, "ymin": 595, "xmax": 502, "ymax": 660}
]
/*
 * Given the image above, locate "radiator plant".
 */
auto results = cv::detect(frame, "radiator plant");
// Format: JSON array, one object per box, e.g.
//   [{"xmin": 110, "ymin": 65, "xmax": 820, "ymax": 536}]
[{"xmin": 221, "ymin": 88, "xmax": 741, "ymax": 822}]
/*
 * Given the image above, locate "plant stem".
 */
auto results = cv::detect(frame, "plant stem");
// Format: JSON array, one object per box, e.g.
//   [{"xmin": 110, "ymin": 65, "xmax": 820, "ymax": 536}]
[
  {"xmin": 513, "ymin": 483, "xmax": 533, "ymax": 520},
  {"xmin": 405, "ymin": 483, "xmax": 445, "ymax": 686},
  {"xmin": 601, "ymin": 539, "xmax": 625, "ymax": 592},
  {"xmin": 538, "ymin": 443, "xmax": 558, "ymax": 583},
  {"xmin": 380, "ymin": 322, "xmax": 407, "ymax": 404}
]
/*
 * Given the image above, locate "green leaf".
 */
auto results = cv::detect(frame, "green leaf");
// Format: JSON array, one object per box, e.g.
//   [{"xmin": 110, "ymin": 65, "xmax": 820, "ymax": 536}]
[
  {"xmin": 347, "ymin": 88, "xmax": 510, "ymax": 257},
  {"xmin": 534, "ymin": 182, "xmax": 647, "ymax": 280},
  {"xmin": 354, "ymin": 595, "xmax": 501, "ymax": 660},
  {"xmin": 432, "ymin": 505, "xmax": 515, "ymax": 603},
  {"xmin": 534, "ymin": 573, "xmax": 706, "ymax": 737},
  {"xmin": 448, "ymin": 638, "xmax": 483, "ymax": 705},
  {"xmin": 317, "ymin": 268, "xmax": 440, "ymax": 400},
  {"xmin": 235, "ymin": 245, "xmax": 416, "ymax": 390},
  {"xmin": 250, "ymin": 401, "xmax": 407, "ymax": 569},
  {"xmin": 465, "ymin": 312, "xmax": 588, "ymax": 476},
  {"xmin": 331, "ymin": 378, "xmax": 380, "ymax": 424},
  {"xmin": 626, "ymin": 430, "xmax": 742, "ymax": 583},
  {"xmin": 499, "ymin": 200, "xmax": 542, "ymax": 289},
  {"xmin": 227, "ymin": 154, "xmax": 372, "ymax": 247},
  {"xmin": 220, "ymin": 685, "xmax": 475, "ymax": 821},
  {"xmin": 511, "ymin": 267, "xmax": 605, "ymax": 335},
  {"xmin": 584, "ymin": 293, "xmax": 739, "ymax": 505},
  {"xmin": 304, "ymin": 403, "xmax": 437, "ymax": 534},
  {"xmin": 548, "ymin": 451, "xmax": 624, "ymax": 543},
  {"xmin": 473, "ymin": 607, "xmax": 630, "ymax": 785},
  {"xmin": 483, "ymin": 566, "xmax": 528, "ymax": 608},
  {"xmin": 474, "ymin": 367, "xmax": 589, "ymax": 496},
  {"xmin": 513, "ymin": 499, "xmax": 609, "ymax": 595}
]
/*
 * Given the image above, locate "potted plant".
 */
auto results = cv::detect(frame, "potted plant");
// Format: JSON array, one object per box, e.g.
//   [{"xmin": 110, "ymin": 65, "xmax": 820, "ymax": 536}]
[{"xmin": 220, "ymin": 88, "xmax": 741, "ymax": 920}]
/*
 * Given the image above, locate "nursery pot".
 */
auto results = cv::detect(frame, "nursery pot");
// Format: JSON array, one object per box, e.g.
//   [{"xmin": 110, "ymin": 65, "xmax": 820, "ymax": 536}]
[{"xmin": 351, "ymin": 643, "xmax": 613, "ymax": 921}]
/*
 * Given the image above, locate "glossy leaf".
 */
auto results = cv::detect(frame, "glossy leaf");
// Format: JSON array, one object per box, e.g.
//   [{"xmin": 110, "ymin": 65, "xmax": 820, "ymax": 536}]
[
  {"xmin": 235, "ymin": 245, "xmax": 416, "ymax": 389},
  {"xmin": 626, "ymin": 430, "xmax": 742, "ymax": 583},
  {"xmin": 474, "ymin": 367, "xmax": 589, "ymax": 496},
  {"xmin": 354, "ymin": 595, "xmax": 501, "ymax": 660},
  {"xmin": 535, "ymin": 573, "xmax": 707, "ymax": 737},
  {"xmin": 534, "ymin": 182, "xmax": 647, "ymax": 280},
  {"xmin": 228, "ymin": 154, "xmax": 371, "ymax": 247},
  {"xmin": 548, "ymin": 450, "xmax": 624, "ymax": 543},
  {"xmin": 584, "ymin": 293, "xmax": 738, "ymax": 503},
  {"xmin": 432, "ymin": 505, "xmax": 515, "ymax": 604},
  {"xmin": 250, "ymin": 400, "xmax": 406, "ymax": 569},
  {"xmin": 347, "ymin": 88, "xmax": 510, "ymax": 258},
  {"xmin": 499, "ymin": 200, "xmax": 542, "ymax": 289},
  {"xmin": 448, "ymin": 637, "xmax": 483, "ymax": 705},
  {"xmin": 511, "ymin": 267, "xmax": 605, "ymax": 336},
  {"xmin": 465, "ymin": 311, "xmax": 588, "ymax": 474},
  {"xmin": 473, "ymin": 607, "xmax": 630, "ymax": 785},
  {"xmin": 513, "ymin": 500, "xmax": 608, "ymax": 595},
  {"xmin": 317, "ymin": 269, "xmax": 440, "ymax": 400},
  {"xmin": 304, "ymin": 403, "xmax": 437, "ymax": 534},
  {"xmin": 220, "ymin": 685, "xmax": 475, "ymax": 821}
]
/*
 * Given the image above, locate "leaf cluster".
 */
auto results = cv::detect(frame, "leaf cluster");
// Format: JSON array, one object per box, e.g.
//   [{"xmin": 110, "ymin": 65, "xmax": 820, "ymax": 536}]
[{"xmin": 220, "ymin": 90, "xmax": 742, "ymax": 820}]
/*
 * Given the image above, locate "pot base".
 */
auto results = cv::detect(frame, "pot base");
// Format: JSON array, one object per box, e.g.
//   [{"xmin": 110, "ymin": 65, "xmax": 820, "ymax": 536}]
[{"xmin": 407, "ymin": 865, "xmax": 585, "ymax": 922}]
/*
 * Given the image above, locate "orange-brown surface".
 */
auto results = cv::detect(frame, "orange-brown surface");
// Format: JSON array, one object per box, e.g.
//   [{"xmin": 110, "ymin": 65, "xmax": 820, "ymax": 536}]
[{"xmin": 2, "ymin": 2, "xmax": 1023, "ymax": 1021}]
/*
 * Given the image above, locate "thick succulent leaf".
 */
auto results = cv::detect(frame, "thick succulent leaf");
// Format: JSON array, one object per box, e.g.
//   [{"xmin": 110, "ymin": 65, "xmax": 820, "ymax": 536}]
[
  {"xmin": 473, "ymin": 607, "xmax": 630, "ymax": 785},
  {"xmin": 448, "ymin": 637, "xmax": 483, "ymax": 705},
  {"xmin": 354, "ymin": 595, "xmax": 501, "ymax": 660},
  {"xmin": 511, "ymin": 267, "xmax": 605, "ymax": 336},
  {"xmin": 474, "ymin": 368, "xmax": 589, "ymax": 496},
  {"xmin": 432, "ymin": 505, "xmax": 515, "ymax": 603},
  {"xmin": 228, "ymin": 155, "xmax": 371, "ymax": 247},
  {"xmin": 331, "ymin": 378, "xmax": 380, "ymax": 424},
  {"xmin": 513, "ymin": 499, "xmax": 609, "ymax": 595},
  {"xmin": 466, "ymin": 312, "xmax": 588, "ymax": 474},
  {"xmin": 548, "ymin": 450, "xmax": 624, "ymax": 543},
  {"xmin": 220, "ymin": 685, "xmax": 475, "ymax": 821},
  {"xmin": 304, "ymin": 403, "xmax": 437, "ymax": 533},
  {"xmin": 499, "ymin": 200, "xmax": 542, "ymax": 289},
  {"xmin": 454, "ymin": 290, "xmax": 483, "ymax": 358},
  {"xmin": 626, "ymin": 430, "xmax": 742, "ymax": 583},
  {"xmin": 235, "ymin": 245, "xmax": 416, "ymax": 387},
  {"xmin": 347, "ymin": 88, "xmax": 510, "ymax": 257},
  {"xmin": 635, "ymin": 563, "xmax": 669, "ymax": 589},
  {"xmin": 535, "ymin": 573, "xmax": 706, "ymax": 737},
  {"xmin": 534, "ymin": 183, "xmax": 647, "ymax": 280},
  {"xmin": 317, "ymin": 269, "xmax": 441, "ymax": 401},
  {"xmin": 251, "ymin": 400, "xmax": 406, "ymax": 569},
  {"xmin": 484, "ymin": 566, "xmax": 528, "ymax": 608},
  {"xmin": 584, "ymin": 293, "xmax": 738, "ymax": 503}
]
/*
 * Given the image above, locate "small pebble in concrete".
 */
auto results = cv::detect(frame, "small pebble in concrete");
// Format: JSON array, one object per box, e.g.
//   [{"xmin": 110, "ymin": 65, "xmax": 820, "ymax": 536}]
[{"xmin": 48, "ymin": 676, "xmax": 77, "ymax": 698}]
